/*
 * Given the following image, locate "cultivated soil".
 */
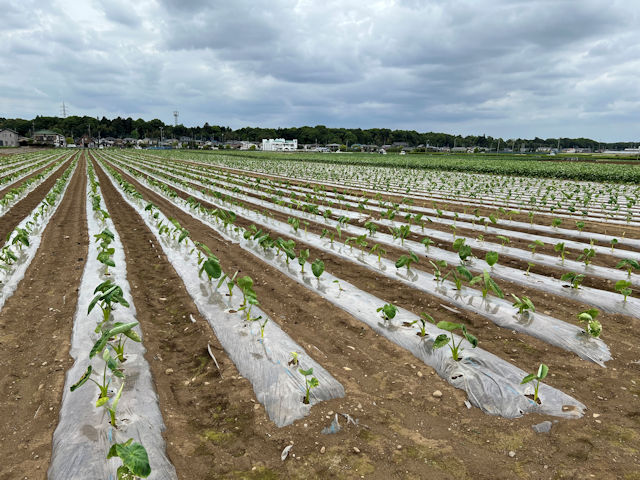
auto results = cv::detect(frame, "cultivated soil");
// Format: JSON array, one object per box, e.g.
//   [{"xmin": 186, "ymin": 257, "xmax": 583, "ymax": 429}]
[
  {"xmin": 0, "ymin": 154, "xmax": 87, "ymax": 479},
  {"xmin": 92, "ymin": 153, "xmax": 640, "ymax": 479},
  {"xmin": 1, "ymin": 148, "xmax": 639, "ymax": 479}
]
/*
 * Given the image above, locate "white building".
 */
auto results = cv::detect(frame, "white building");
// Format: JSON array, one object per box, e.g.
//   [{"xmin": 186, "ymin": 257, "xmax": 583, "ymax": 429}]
[
  {"xmin": 262, "ymin": 138, "xmax": 298, "ymax": 151},
  {"xmin": 0, "ymin": 128, "xmax": 19, "ymax": 147}
]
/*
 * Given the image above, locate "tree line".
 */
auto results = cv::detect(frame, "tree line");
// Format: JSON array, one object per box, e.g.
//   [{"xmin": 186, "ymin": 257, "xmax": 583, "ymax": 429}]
[{"xmin": 0, "ymin": 115, "xmax": 636, "ymax": 150}]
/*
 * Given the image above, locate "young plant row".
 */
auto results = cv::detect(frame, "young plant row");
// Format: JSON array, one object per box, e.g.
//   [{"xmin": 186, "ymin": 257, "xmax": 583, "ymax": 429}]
[
  {"xmin": 97, "ymin": 157, "xmax": 343, "ymax": 425},
  {"xmin": 100, "ymin": 153, "xmax": 611, "ymax": 366},
  {"xmin": 65, "ymin": 160, "xmax": 151, "ymax": 479},
  {"xmin": 109, "ymin": 153, "xmax": 639, "ymax": 310},
  {"xmin": 0, "ymin": 158, "xmax": 78, "ymax": 312}
]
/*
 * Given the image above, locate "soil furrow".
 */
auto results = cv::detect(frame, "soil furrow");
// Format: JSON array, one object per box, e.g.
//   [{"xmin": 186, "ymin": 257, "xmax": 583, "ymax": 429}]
[{"xmin": 0, "ymin": 156, "xmax": 73, "ymax": 241}]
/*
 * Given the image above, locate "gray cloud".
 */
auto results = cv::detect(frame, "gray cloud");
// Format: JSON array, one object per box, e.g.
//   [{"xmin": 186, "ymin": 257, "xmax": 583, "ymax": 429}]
[{"xmin": 0, "ymin": 0, "xmax": 638, "ymax": 141}]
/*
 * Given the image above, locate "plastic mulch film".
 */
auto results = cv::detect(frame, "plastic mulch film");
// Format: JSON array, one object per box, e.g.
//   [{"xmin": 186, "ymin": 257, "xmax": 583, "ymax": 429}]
[
  {"xmin": 109, "ymin": 157, "xmax": 638, "ymax": 319},
  {"xmin": 99, "ymin": 161, "xmax": 345, "ymax": 428},
  {"xmin": 140, "ymin": 157, "xmax": 640, "ymax": 251},
  {"xmin": 49, "ymin": 165, "xmax": 177, "ymax": 479},
  {"xmin": 169, "ymin": 156, "xmax": 640, "ymax": 226},
  {"xmin": 113, "ymin": 156, "xmax": 640, "ymax": 290},
  {"xmin": 0, "ymin": 161, "xmax": 78, "ymax": 313},
  {"xmin": 112, "ymin": 163, "xmax": 611, "ymax": 367},
  {"xmin": 0, "ymin": 159, "xmax": 67, "ymax": 217},
  {"xmin": 106, "ymin": 158, "xmax": 585, "ymax": 419}
]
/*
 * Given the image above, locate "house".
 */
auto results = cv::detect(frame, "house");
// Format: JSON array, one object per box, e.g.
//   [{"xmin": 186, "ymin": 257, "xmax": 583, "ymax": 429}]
[
  {"xmin": 0, "ymin": 128, "xmax": 19, "ymax": 147},
  {"xmin": 77, "ymin": 134, "xmax": 96, "ymax": 148},
  {"xmin": 34, "ymin": 130, "xmax": 66, "ymax": 147},
  {"xmin": 262, "ymin": 138, "xmax": 298, "ymax": 151}
]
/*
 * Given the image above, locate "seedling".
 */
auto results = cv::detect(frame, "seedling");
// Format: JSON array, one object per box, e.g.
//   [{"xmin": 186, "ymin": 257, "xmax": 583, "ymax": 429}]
[
  {"xmin": 299, "ymin": 367, "xmax": 319, "ymax": 404},
  {"xmin": 452, "ymin": 238, "xmax": 473, "ymax": 263},
  {"xmin": 421, "ymin": 237, "xmax": 434, "ymax": 251},
  {"xmin": 485, "ymin": 251, "xmax": 499, "ymax": 267},
  {"xmin": 615, "ymin": 280, "xmax": 632, "ymax": 301},
  {"xmin": 377, "ymin": 303, "xmax": 397, "ymax": 321},
  {"xmin": 616, "ymin": 259, "xmax": 640, "ymax": 278},
  {"xmin": 445, "ymin": 265, "xmax": 472, "ymax": 290},
  {"xmin": 370, "ymin": 244, "xmax": 386, "ymax": 262},
  {"xmin": 195, "ymin": 243, "xmax": 222, "ymax": 282},
  {"xmin": 554, "ymin": 242, "xmax": 567, "ymax": 263},
  {"xmin": 395, "ymin": 251, "xmax": 419, "ymax": 272},
  {"xmin": 576, "ymin": 221, "xmax": 585, "ymax": 232},
  {"xmin": 407, "ymin": 312, "xmax": 434, "ymax": 337},
  {"xmin": 511, "ymin": 294, "xmax": 535, "ymax": 315},
  {"xmin": 610, "ymin": 238, "xmax": 618, "ymax": 252},
  {"xmin": 332, "ymin": 279, "xmax": 345, "ymax": 291},
  {"xmin": 88, "ymin": 280, "xmax": 130, "ymax": 333},
  {"xmin": 288, "ymin": 351, "xmax": 299, "ymax": 366},
  {"xmin": 551, "ymin": 218, "xmax": 562, "ymax": 228},
  {"xmin": 561, "ymin": 271, "xmax": 585, "ymax": 289},
  {"xmin": 577, "ymin": 247, "xmax": 595, "ymax": 266},
  {"xmin": 496, "ymin": 235, "xmax": 510, "ymax": 247},
  {"xmin": 528, "ymin": 240, "xmax": 544, "ymax": 255},
  {"xmin": 298, "ymin": 249, "xmax": 310, "ymax": 273},
  {"xmin": 433, "ymin": 321, "xmax": 477, "ymax": 361},
  {"xmin": 309, "ymin": 257, "xmax": 325, "ymax": 279},
  {"xmin": 521, "ymin": 363, "xmax": 548, "ymax": 404},
  {"xmin": 470, "ymin": 271, "xmax": 504, "ymax": 299},
  {"xmin": 107, "ymin": 438, "xmax": 151, "ymax": 479},
  {"xmin": 577, "ymin": 308, "xmax": 602, "ymax": 337},
  {"xmin": 237, "ymin": 276, "xmax": 259, "ymax": 320},
  {"xmin": 288, "ymin": 217, "xmax": 300, "ymax": 233},
  {"xmin": 429, "ymin": 259, "xmax": 448, "ymax": 283},
  {"xmin": 525, "ymin": 262, "xmax": 535, "ymax": 276}
]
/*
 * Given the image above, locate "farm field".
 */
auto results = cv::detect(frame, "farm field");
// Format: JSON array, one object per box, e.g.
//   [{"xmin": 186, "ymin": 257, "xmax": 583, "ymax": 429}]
[{"xmin": 0, "ymin": 149, "xmax": 639, "ymax": 479}]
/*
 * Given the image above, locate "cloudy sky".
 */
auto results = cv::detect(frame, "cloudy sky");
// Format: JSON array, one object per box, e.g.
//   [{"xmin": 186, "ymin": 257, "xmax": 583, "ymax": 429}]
[{"xmin": 1, "ymin": 0, "xmax": 639, "ymax": 141}]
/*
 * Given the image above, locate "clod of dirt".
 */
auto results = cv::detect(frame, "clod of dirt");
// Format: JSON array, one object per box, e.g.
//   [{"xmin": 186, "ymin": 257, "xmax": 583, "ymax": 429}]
[{"xmin": 432, "ymin": 390, "xmax": 443, "ymax": 398}]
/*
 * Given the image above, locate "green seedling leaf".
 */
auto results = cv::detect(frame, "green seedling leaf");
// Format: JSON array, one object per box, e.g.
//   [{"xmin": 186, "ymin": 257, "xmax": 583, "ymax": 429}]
[{"xmin": 70, "ymin": 365, "xmax": 92, "ymax": 392}]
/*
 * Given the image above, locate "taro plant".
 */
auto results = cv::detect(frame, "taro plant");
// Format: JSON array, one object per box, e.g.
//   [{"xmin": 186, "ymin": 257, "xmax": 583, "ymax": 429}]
[
  {"xmin": 237, "ymin": 276, "xmax": 260, "ymax": 321},
  {"xmin": 370, "ymin": 243, "xmax": 386, "ymax": 263},
  {"xmin": 195, "ymin": 242, "xmax": 222, "ymax": 282},
  {"xmin": 406, "ymin": 312, "xmax": 434, "ymax": 337},
  {"xmin": 395, "ymin": 251, "xmax": 419, "ymax": 272},
  {"xmin": 511, "ymin": 294, "xmax": 535, "ymax": 316},
  {"xmin": 577, "ymin": 308, "xmax": 602, "ymax": 337},
  {"xmin": 521, "ymin": 363, "xmax": 548, "ymax": 404},
  {"xmin": 298, "ymin": 249, "xmax": 310, "ymax": 273},
  {"xmin": 610, "ymin": 238, "xmax": 618, "ymax": 253},
  {"xmin": 554, "ymin": 242, "xmax": 567, "ymax": 263},
  {"xmin": 430, "ymin": 259, "xmax": 448, "ymax": 283},
  {"xmin": 470, "ymin": 270, "xmax": 504, "ymax": 299},
  {"xmin": 616, "ymin": 258, "xmax": 640, "ymax": 278},
  {"xmin": 288, "ymin": 216, "xmax": 300, "ymax": 233},
  {"xmin": 433, "ymin": 321, "xmax": 478, "ymax": 361},
  {"xmin": 311, "ymin": 259, "xmax": 325, "ymax": 279},
  {"xmin": 376, "ymin": 303, "xmax": 397, "ymax": 321},
  {"xmin": 551, "ymin": 218, "xmax": 562, "ymax": 228},
  {"xmin": 88, "ymin": 280, "xmax": 131, "ymax": 333},
  {"xmin": 496, "ymin": 235, "xmax": 510, "ymax": 247},
  {"xmin": 94, "ymin": 228, "xmax": 115, "ymax": 274},
  {"xmin": 576, "ymin": 221, "xmax": 585, "ymax": 232},
  {"xmin": 525, "ymin": 262, "xmax": 535, "ymax": 276},
  {"xmin": 528, "ymin": 240, "xmax": 544, "ymax": 255},
  {"xmin": 421, "ymin": 237, "xmax": 434, "ymax": 251},
  {"xmin": 485, "ymin": 251, "xmax": 499, "ymax": 267},
  {"xmin": 615, "ymin": 280, "xmax": 632, "ymax": 302},
  {"xmin": 299, "ymin": 367, "xmax": 319, "ymax": 404},
  {"xmin": 445, "ymin": 265, "xmax": 472, "ymax": 290},
  {"xmin": 577, "ymin": 247, "xmax": 596, "ymax": 266},
  {"xmin": 452, "ymin": 238, "xmax": 473, "ymax": 263},
  {"xmin": 561, "ymin": 271, "xmax": 585, "ymax": 289},
  {"xmin": 107, "ymin": 438, "xmax": 151, "ymax": 479}
]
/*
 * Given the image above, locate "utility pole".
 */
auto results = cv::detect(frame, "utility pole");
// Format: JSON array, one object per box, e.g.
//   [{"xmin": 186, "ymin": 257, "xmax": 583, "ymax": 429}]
[
  {"xmin": 160, "ymin": 126, "xmax": 164, "ymax": 145},
  {"xmin": 496, "ymin": 138, "xmax": 501, "ymax": 153}
]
